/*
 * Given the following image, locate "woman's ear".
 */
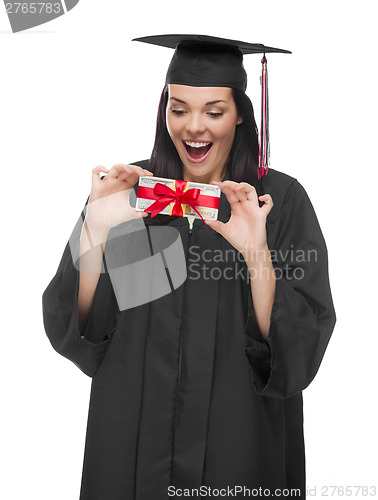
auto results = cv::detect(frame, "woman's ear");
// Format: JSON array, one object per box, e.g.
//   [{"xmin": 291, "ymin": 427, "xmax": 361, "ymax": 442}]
[{"xmin": 236, "ymin": 114, "xmax": 244, "ymax": 125}]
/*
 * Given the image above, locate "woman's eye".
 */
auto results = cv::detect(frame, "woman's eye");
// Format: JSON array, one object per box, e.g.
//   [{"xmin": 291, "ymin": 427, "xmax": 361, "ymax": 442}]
[
  {"xmin": 208, "ymin": 112, "xmax": 223, "ymax": 118},
  {"xmin": 170, "ymin": 109, "xmax": 186, "ymax": 115}
]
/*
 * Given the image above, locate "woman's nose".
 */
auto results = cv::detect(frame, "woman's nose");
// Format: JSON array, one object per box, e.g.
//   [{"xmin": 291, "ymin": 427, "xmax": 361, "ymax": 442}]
[{"xmin": 185, "ymin": 114, "xmax": 206, "ymax": 136}]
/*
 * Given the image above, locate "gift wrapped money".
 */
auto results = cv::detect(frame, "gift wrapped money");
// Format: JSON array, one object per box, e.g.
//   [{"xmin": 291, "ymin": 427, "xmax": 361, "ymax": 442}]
[{"xmin": 135, "ymin": 176, "xmax": 221, "ymax": 223}]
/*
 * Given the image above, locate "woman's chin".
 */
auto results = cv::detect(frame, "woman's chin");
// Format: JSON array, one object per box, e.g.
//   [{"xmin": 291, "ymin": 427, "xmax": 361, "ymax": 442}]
[
  {"xmin": 179, "ymin": 154, "xmax": 207, "ymax": 175},
  {"xmin": 182, "ymin": 163, "xmax": 218, "ymax": 183}
]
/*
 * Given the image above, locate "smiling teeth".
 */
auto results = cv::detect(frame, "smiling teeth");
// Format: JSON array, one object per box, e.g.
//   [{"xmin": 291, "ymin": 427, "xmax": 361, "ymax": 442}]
[{"xmin": 185, "ymin": 141, "xmax": 211, "ymax": 148}]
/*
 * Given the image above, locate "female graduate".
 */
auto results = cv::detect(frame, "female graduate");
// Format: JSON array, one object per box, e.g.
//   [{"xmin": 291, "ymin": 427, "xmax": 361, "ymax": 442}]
[{"xmin": 42, "ymin": 35, "xmax": 337, "ymax": 500}]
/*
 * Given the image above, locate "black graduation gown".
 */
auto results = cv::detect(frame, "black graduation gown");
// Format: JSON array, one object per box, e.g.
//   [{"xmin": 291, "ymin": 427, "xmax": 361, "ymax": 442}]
[{"xmin": 42, "ymin": 160, "xmax": 336, "ymax": 499}]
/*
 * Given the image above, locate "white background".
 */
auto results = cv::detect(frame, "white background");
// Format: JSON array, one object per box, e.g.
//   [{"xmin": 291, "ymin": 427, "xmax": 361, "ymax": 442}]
[{"xmin": 1, "ymin": 0, "xmax": 377, "ymax": 498}]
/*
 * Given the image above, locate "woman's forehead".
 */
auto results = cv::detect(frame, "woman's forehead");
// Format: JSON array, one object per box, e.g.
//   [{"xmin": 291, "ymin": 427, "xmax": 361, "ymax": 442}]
[{"xmin": 167, "ymin": 84, "xmax": 233, "ymax": 103}]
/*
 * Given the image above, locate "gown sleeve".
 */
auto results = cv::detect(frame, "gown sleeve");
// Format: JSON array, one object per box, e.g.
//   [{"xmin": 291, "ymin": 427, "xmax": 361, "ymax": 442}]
[
  {"xmin": 244, "ymin": 179, "xmax": 337, "ymax": 399},
  {"xmin": 42, "ymin": 197, "xmax": 119, "ymax": 377}
]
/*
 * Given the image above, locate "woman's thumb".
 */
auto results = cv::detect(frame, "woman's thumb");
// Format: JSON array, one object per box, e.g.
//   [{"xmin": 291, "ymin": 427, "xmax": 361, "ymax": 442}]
[{"xmin": 205, "ymin": 218, "xmax": 224, "ymax": 236}]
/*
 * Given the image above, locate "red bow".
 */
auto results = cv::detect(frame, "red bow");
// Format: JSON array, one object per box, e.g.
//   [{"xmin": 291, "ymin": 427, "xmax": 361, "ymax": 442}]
[{"xmin": 146, "ymin": 180, "xmax": 207, "ymax": 227}]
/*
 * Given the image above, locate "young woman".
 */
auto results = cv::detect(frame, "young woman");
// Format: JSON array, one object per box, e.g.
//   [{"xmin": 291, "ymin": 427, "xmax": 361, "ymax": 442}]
[{"xmin": 42, "ymin": 36, "xmax": 336, "ymax": 500}]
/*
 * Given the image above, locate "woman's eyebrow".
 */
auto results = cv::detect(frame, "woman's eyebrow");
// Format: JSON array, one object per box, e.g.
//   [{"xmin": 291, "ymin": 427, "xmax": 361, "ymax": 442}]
[
  {"xmin": 170, "ymin": 97, "xmax": 227, "ymax": 105},
  {"xmin": 206, "ymin": 100, "xmax": 227, "ymax": 105},
  {"xmin": 170, "ymin": 97, "xmax": 186, "ymax": 104}
]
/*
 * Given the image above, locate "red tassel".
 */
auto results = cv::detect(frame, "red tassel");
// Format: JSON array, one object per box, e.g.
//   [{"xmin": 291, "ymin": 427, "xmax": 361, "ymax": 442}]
[{"xmin": 258, "ymin": 55, "xmax": 269, "ymax": 179}]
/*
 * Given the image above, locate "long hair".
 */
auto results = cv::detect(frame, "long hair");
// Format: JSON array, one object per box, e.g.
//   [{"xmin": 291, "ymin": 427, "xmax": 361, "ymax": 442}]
[{"xmin": 143, "ymin": 85, "xmax": 264, "ymax": 225}]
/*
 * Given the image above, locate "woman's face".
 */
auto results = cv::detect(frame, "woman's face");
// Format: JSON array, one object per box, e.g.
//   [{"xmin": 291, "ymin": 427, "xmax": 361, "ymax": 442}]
[{"xmin": 166, "ymin": 84, "xmax": 243, "ymax": 183}]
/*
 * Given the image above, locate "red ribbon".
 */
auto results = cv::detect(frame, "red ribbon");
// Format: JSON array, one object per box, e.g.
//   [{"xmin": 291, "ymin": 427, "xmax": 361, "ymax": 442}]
[{"xmin": 139, "ymin": 180, "xmax": 213, "ymax": 227}]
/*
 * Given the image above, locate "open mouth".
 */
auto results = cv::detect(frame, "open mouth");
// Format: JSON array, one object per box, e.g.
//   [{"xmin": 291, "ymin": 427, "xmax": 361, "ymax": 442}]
[{"xmin": 183, "ymin": 140, "xmax": 213, "ymax": 163}]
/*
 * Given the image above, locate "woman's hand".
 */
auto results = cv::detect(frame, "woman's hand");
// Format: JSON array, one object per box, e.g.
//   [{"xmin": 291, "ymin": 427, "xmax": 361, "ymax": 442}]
[
  {"xmin": 205, "ymin": 181, "xmax": 273, "ymax": 259},
  {"xmin": 85, "ymin": 164, "xmax": 153, "ymax": 231}
]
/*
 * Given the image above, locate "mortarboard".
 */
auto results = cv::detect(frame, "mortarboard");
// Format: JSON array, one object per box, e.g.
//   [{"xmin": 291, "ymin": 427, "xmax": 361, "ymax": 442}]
[{"xmin": 133, "ymin": 34, "xmax": 291, "ymax": 179}]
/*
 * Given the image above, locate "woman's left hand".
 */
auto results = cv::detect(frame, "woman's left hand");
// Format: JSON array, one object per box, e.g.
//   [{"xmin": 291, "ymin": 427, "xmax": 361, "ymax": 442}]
[{"xmin": 205, "ymin": 181, "xmax": 273, "ymax": 259}]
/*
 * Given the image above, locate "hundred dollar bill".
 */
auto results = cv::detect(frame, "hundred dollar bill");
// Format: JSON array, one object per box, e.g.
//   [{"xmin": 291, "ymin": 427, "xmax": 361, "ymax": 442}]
[{"xmin": 135, "ymin": 176, "xmax": 221, "ymax": 220}]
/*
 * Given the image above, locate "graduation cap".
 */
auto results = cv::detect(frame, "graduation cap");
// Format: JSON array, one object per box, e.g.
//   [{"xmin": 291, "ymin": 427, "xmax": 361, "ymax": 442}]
[{"xmin": 133, "ymin": 34, "xmax": 291, "ymax": 179}]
